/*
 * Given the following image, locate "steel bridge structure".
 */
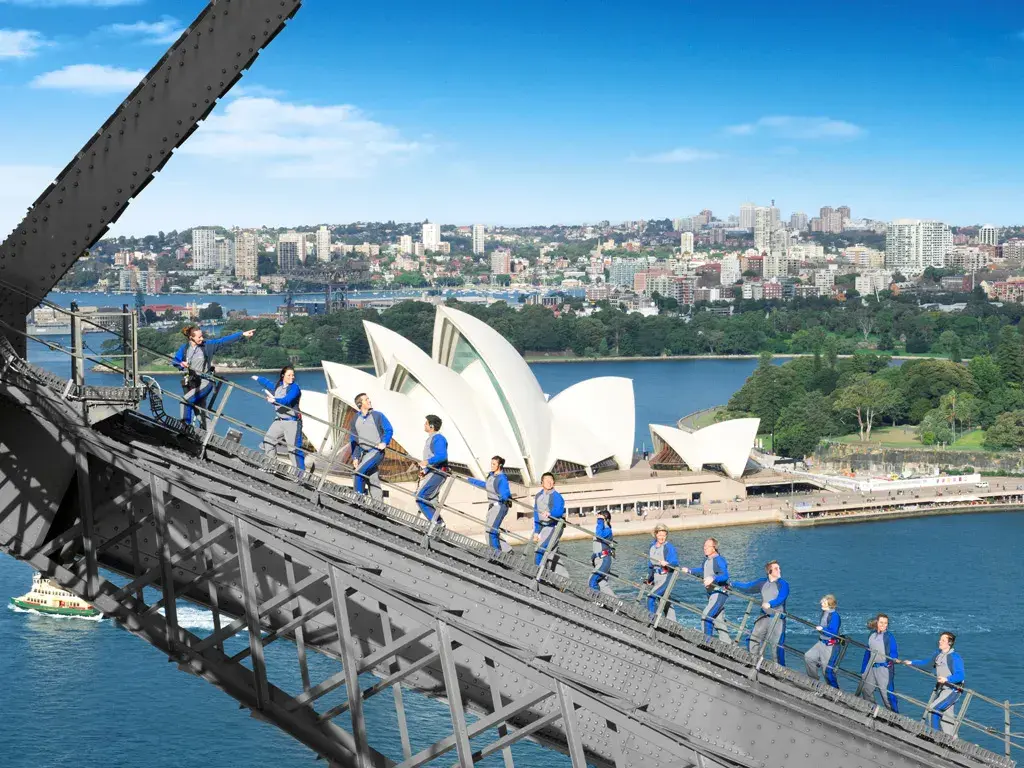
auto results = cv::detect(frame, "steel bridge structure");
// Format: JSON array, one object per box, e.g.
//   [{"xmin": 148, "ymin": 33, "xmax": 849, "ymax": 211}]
[{"xmin": 0, "ymin": 3, "xmax": 1021, "ymax": 768}]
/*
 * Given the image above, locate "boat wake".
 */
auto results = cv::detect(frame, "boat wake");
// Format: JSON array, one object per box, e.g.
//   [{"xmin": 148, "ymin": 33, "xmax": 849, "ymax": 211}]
[
  {"xmin": 158, "ymin": 604, "xmax": 219, "ymax": 632},
  {"xmin": 7, "ymin": 603, "xmax": 104, "ymax": 622}
]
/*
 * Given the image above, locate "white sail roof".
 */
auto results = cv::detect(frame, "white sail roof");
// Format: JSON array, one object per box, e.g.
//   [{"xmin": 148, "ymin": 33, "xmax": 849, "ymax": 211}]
[{"xmin": 649, "ymin": 419, "xmax": 759, "ymax": 480}]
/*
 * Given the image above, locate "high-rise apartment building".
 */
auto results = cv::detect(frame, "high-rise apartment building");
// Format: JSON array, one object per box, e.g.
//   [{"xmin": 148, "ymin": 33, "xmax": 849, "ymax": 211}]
[
  {"xmin": 490, "ymin": 248, "xmax": 511, "ymax": 275},
  {"xmin": 277, "ymin": 231, "xmax": 306, "ymax": 272},
  {"xmin": 472, "ymin": 224, "xmax": 486, "ymax": 255},
  {"xmin": 680, "ymin": 231, "xmax": 695, "ymax": 254},
  {"xmin": 609, "ymin": 259, "xmax": 641, "ymax": 288},
  {"xmin": 739, "ymin": 202, "xmax": 756, "ymax": 230},
  {"xmin": 719, "ymin": 256, "xmax": 741, "ymax": 287},
  {"xmin": 837, "ymin": 205, "xmax": 851, "ymax": 223},
  {"xmin": 235, "ymin": 231, "xmax": 258, "ymax": 281},
  {"xmin": 399, "ymin": 235, "xmax": 413, "ymax": 255},
  {"xmin": 789, "ymin": 212, "xmax": 808, "ymax": 231},
  {"xmin": 885, "ymin": 219, "xmax": 952, "ymax": 274},
  {"xmin": 191, "ymin": 228, "xmax": 218, "ymax": 271},
  {"xmin": 422, "ymin": 221, "xmax": 441, "ymax": 252},
  {"xmin": 316, "ymin": 225, "xmax": 331, "ymax": 263},
  {"xmin": 753, "ymin": 207, "xmax": 774, "ymax": 253},
  {"xmin": 216, "ymin": 237, "xmax": 235, "ymax": 273},
  {"xmin": 979, "ymin": 224, "xmax": 999, "ymax": 246}
]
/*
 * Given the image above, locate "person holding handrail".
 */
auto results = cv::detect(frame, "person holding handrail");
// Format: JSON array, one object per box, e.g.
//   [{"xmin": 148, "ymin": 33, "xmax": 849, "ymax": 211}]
[
  {"xmin": 415, "ymin": 414, "xmax": 448, "ymax": 524},
  {"xmin": 681, "ymin": 538, "xmax": 731, "ymax": 643},
  {"xmin": 532, "ymin": 472, "xmax": 565, "ymax": 568},
  {"xmin": 467, "ymin": 455, "xmax": 512, "ymax": 552},
  {"xmin": 733, "ymin": 560, "xmax": 790, "ymax": 664},
  {"xmin": 173, "ymin": 325, "xmax": 254, "ymax": 427},
  {"xmin": 252, "ymin": 365, "xmax": 304, "ymax": 471},
  {"xmin": 588, "ymin": 510, "xmax": 614, "ymax": 594},
  {"xmin": 646, "ymin": 523, "xmax": 679, "ymax": 618},
  {"xmin": 860, "ymin": 613, "xmax": 899, "ymax": 712},
  {"xmin": 350, "ymin": 393, "xmax": 393, "ymax": 501},
  {"xmin": 804, "ymin": 594, "xmax": 842, "ymax": 687},
  {"xmin": 904, "ymin": 631, "xmax": 965, "ymax": 734}
]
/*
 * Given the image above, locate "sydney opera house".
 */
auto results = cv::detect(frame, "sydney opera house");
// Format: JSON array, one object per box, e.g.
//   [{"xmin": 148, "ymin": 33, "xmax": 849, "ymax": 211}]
[{"xmin": 305, "ymin": 305, "xmax": 635, "ymax": 485}]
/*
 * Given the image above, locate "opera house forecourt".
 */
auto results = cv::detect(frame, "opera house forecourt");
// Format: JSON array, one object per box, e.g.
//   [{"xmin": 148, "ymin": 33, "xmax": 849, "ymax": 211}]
[{"xmin": 301, "ymin": 305, "xmax": 765, "ymax": 539}]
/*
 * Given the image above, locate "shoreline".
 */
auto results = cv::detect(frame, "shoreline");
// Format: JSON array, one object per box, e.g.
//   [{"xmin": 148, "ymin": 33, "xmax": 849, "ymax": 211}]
[{"xmin": 104, "ymin": 352, "xmax": 945, "ymax": 376}]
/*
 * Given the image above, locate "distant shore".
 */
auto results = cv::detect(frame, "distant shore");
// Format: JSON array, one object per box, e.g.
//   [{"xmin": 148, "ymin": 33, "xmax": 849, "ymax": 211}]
[{"xmin": 96, "ymin": 351, "xmax": 945, "ymax": 376}]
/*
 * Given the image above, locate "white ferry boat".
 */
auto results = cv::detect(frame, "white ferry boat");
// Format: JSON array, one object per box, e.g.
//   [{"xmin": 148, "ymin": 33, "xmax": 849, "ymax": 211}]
[{"xmin": 10, "ymin": 572, "xmax": 100, "ymax": 617}]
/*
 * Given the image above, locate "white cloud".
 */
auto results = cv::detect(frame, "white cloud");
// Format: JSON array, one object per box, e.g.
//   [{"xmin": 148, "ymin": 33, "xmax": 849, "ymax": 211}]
[
  {"xmin": 30, "ymin": 63, "xmax": 145, "ymax": 94},
  {"xmin": 228, "ymin": 84, "xmax": 286, "ymax": 99},
  {"xmin": 180, "ymin": 96, "xmax": 428, "ymax": 179},
  {"xmin": 102, "ymin": 16, "xmax": 183, "ymax": 45},
  {"xmin": 726, "ymin": 115, "xmax": 864, "ymax": 139},
  {"xmin": 0, "ymin": 0, "xmax": 143, "ymax": 6},
  {"xmin": 629, "ymin": 147, "xmax": 720, "ymax": 164},
  {"xmin": 0, "ymin": 29, "xmax": 49, "ymax": 58}
]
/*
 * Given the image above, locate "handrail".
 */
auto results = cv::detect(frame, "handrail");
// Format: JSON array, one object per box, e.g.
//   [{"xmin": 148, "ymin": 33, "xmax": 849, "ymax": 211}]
[{"xmin": 2, "ymin": 279, "xmax": 1021, "ymax": 760}]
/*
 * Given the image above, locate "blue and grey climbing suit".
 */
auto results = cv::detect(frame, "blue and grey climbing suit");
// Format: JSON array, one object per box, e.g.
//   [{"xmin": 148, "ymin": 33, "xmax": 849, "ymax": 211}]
[
  {"xmin": 909, "ymin": 648, "xmax": 965, "ymax": 734},
  {"xmin": 350, "ymin": 409, "xmax": 394, "ymax": 501},
  {"xmin": 647, "ymin": 539, "xmax": 680, "ymax": 617},
  {"xmin": 256, "ymin": 376, "xmax": 305, "ymax": 470},
  {"xmin": 686, "ymin": 553, "xmax": 731, "ymax": 642},
  {"xmin": 173, "ymin": 331, "xmax": 246, "ymax": 427},
  {"xmin": 804, "ymin": 609, "xmax": 842, "ymax": 687},
  {"xmin": 468, "ymin": 471, "xmax": 512, "ymax": 551},
  {"xmin": 588, "ymin": 518, "xmax": 614, "ymax": 594},
  {"xmin": 533, "ymin": 489, "xmax": 565, "ymax": 567},
  {"xmin": 860, "ymin": 630, "xmax": 899, "ymax": 712},
  {"xmin": 416, "ymin": 432, "xmax": 448, "ymax": 522},
  {"xmin": 733, "ymin": 576, "xmax": 790, "ymax": 664}
]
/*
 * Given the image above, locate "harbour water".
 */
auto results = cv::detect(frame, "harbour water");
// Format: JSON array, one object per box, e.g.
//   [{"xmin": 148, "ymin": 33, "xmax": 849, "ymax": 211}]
[{"xmin": 5, "ymin": 297, "xmax": 1024, "ymax": 766}]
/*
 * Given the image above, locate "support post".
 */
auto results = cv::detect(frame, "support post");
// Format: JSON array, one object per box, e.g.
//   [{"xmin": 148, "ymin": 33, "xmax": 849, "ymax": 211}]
[
  {"xmin": 200, "ymin": 381, "xmax": 233, "ymax": 459},
  {"xmin": 652, "ymin": 569, "xmax": 679, "ymax": 631},
  {"xmin": 122, "ymin": 303, "xmax": 138, "ymax": 387},
  {"xmin": 734, "ymin": 601, "xmax": 754, "ymax": 644},
  {"xmin": 485, "ymin": 658, "xmax": 515, "ymax": 768},
  {"xmin": 1005, "ymin": 700, "xmax": 1011, "ymax": 757},
  {"xmin": 951, "ymin": 690, "xmax": 973, "ymax": 738},
  {"xmin": 436, "ymin": 619, "xmax": 474, "ymax": 767},
  {"xmin": 75, "ymin": 443, "xmax": 99, "ymax": 600},
  {"xmin": 149, "ymin": 474, "xmax": 178, "ymax": 655},
  {"xmin": 285, "ymin": 555, "xmax": 311, "ymax": 694},
  {"xmin": 557, "ymin": 682, "xmax": 587, "ymax": 767},
  {"xmin": 233, "ymin": 519, "xmax": 270, "ymax": 710},
  {"xmin": 329, "ymin": 566, "xmax": 371, "ymax": 768},
  {"xmin": 70, "ymin": 311, "xmax": 85, "ymax": 387}
]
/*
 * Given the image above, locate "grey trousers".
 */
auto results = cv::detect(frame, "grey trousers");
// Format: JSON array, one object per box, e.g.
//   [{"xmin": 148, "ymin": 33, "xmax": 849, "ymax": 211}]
[
  {"xmin": 486, "ymin": 502, "xmax": 512, "ymax": 552},
  {"xmin": 354, "ymin": 449, "xmax": 383, "ymax": 500},
  {"xmin": 926, "ymin": 687, "xmax": 960, "ymax": 733},
  {"xmin": 263, "ymin": 419, "xmax": 299, "ymax": 466},
  {"xmin": 860, "ymin": 666, "xmax": 895, "ymax": 709},
  {"xmin": 702, "ymin": 592, "xmax": 732, "ymax": 643},
  {"xmin": 749, "ymin": 614, "xmax": 784, "ymax": 661}
]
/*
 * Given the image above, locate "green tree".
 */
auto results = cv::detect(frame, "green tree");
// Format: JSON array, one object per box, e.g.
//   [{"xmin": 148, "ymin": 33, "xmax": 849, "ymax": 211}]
[
  {"xmin": 919, "ymin": 408, "xmax": 953, "ymax": 445},
  {"xmin": 984, "ymin": 411, "xmax": 1024, "ymax": 450},
  {"xmin": 833, "ymin": 373, "xmax": 898, "ymax": 441},
  {"xmin": 198, "ymin": 302, "xmax": 223, "ymax": 321},
  {"xmin": 936, "ymin": 330, "xmax": 963, "ymax": 362},
  {"xmin": 997, "ymin": 326, "xmax": 1024, "ymax": 384},
  {"xmin": 968, "ymin": 355, "xmax": 1002, "ymax": 397},
  {"xmin": 774, "ymin": 391, "xmax": 836, "ymax": 458},
  {"xmin": 939, "ymin": 389, "xmax": 978, "ymax": 443}
]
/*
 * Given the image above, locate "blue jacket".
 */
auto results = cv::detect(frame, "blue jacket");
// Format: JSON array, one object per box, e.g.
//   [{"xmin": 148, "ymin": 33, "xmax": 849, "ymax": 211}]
[
  {"xmin": 733, "ymin": 576, "xmax": 790, "ymax": 616},
  {"xmin": 255, "ymin": 377, "xmax": 302, "ymax": 419},
  {"xmin": 686, "ymin": 554, "xmax": 729, "ymax": 593},
  {"xmin": 647, "ymin": 540, "xmax": 680, "ymax": 582},
  {"xmin": 423, "ymin": 433, "xmax": 448, "ymax": 474},
  {"xmin": 468, "ymin": 472, "xmax": 512, "ymax": 504},
  {"xmin": 594, "ymin": 518, "xmax": 613, "ymax": 550},
  {"xmin": 350, "ymin": 410, "xmax": 394, "ymax": 460},
  {"xmin": 909, "ymin": 650, "xmax": 965, "ymax": 686},
  {"xmin": 817, "ymin": 610, "xmax": 841, "ymax": 645},
  {"xmin": 533, "ymin": 489, "xmax": 565, "ymax": 533},
  {"xmin": 861, "ymin": 631, "xmax": 899, "ymax": 673},
  {"xmin": 173, "ymin": 330, "xmax": 246, "ymax": 372}
]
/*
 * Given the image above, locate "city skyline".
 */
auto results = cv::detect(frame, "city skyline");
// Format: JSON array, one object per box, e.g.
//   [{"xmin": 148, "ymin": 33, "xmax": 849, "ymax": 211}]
[{"xmin": 3, "ymin": 1, "xmax": 1024, "ymax": 236}]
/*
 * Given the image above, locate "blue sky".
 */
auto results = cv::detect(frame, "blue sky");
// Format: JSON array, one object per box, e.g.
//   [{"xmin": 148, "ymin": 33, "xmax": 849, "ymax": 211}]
[{"xmin": 2, "ymin": 0, "xmax": 1024, "ymax": 235}]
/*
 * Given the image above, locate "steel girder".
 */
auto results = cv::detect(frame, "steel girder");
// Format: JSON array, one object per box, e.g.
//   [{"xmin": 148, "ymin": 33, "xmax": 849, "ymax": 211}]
[
  {"xmin": 0, "ymin": 352, "xmax": 1014, "ymax": 768},
  {"xmin": 0, "ymin": 0, "xmax": 302, "ymax": 351}
]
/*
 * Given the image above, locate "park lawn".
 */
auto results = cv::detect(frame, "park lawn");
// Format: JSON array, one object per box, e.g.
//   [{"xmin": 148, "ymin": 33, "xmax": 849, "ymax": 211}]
[
  {"xmin": 833, "ymin": 425, "xmax": 922, "ymax": 447},
  {"xmin": 951, "ymin": 429, "xmax": 985, "ymax": 449}
]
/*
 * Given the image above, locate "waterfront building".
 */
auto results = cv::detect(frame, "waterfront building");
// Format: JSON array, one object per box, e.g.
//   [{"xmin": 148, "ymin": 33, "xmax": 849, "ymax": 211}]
[
  {"xmin": 277, "ymin": 231, "xmax": 306, "ymax": 272},
  {"xmin": 316, "ymin": 225, "xmax": 331, "ymax": 263},
  {"xmin": 739, "ymin": 202, "xmax": 756, "ymax": 230},
  {"xmin": 885, "ymin": 219, "xmax": 951, "ymax": 274},
  {"xmin": 191, "ymin": 227, "xmax": 218, "ymax": 271},
  {"xmin": 472, "ymin": 224, "xmax": 486, "ymax": 255},
  {"xmin": 309, "ymin": 306, "xmax": 635, "ymax": 484},
  {"xmin": 490, "ymin": 248, "xmax": 511, "ymax": 275},
  {"xmin": 979, "ymin": 224, "xmax": 999, "ymax": 246},
  {"xmin": 680, "ymin": 231, "xmax": 695, "ymax": 254},
  {"xmin": 422, "ymin": 221, "xmax": 441, "ymax": 252},
  {"xmin": 235, "ymin": 231, "xmax": 258, "ymax": 281}
]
